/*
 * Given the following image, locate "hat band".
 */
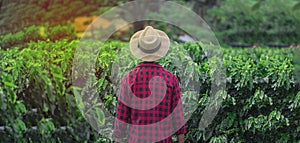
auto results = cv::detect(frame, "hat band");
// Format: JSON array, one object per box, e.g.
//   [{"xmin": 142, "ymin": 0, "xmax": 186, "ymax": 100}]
[{"xmin": 138, "ymin": 42, "xmax": 161, "ymax": 54}]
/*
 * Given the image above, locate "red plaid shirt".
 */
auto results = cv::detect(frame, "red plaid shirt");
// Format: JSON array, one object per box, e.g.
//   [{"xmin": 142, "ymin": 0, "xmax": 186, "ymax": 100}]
[{"xmin": 114, "ymin": 61, "xmax": 186, "ymax": 143}]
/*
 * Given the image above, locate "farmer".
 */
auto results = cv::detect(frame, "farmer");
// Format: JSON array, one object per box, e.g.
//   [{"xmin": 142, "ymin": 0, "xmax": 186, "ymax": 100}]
[{"xmin": 114, "ymin": 26, "xmax": 186, "ymax": 143}]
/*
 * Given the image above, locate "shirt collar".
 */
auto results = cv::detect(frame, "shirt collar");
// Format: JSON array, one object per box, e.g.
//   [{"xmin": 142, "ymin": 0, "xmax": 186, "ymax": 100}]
[{"xmin": 136, "ymin": 61, "xmax": 163, "ymax": 68}]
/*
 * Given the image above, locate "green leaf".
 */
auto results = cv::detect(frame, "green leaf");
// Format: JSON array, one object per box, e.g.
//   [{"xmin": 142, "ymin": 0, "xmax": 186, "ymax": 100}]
[
  {"xmin": 95, "ymin": 108, "xmax": 105, "ymax": 125},
  {"xmin": 276, "ymin": 112, "xmax": 281, "ymax": 121},
  {"xmin": 14, "ymin": 119, "xmax": 26, "ymax": 133},
  {"xmin": 43, "ymin": 103, "xmax": 49, "ymax": 112},
  {"xmin": 3, "ymin": 81, "xmax": 17, "ymax": 88},
  {"xmin": 15, "ymin": 101, "xmax": 26, "ymax": 115},
  {"xmin": 38, "ymin": 118, "xmax": 55, "ymax": 135}
]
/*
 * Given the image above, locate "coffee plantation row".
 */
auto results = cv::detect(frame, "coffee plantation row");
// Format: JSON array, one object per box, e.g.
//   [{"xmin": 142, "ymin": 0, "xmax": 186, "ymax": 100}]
[{"xmin": 0, "ymin": 40, "xmax": 299, "ymax": 142}]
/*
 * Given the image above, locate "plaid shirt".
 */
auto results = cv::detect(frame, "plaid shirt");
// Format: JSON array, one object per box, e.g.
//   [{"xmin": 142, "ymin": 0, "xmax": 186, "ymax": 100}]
[{"xmin": 114, "ymin": 61, "xmax": 186, "ymax": 143}]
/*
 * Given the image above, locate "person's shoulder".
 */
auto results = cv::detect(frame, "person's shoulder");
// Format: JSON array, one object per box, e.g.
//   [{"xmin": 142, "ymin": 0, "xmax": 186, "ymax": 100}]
[
  {"xmin": 161, "ymin": 67, "xmax": 179, "ymax": 83},
  {"xmin": 162, "ymin": 68, "xmax": 175, "ymax": 77},
  {"xmin": 120, "ymin": 68, "xmax": 136, "ymax": 83}
]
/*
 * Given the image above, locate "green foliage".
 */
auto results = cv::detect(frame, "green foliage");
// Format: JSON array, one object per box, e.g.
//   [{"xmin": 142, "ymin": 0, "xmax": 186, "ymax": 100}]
[
  {"xmin": 0, "ymin": 25, "xmax": 77, "ymax": 50},
  {"xmin": 46, "ymin": 25, "xmax": 77, "ymax": 42},
  {"xmin": 187, "ymin": 45, "xmax": 299, "ymax": 142},
  {"xmin": 0, "ymin": 25, "xmax": 43, "ymax": 49},
  {"xmin": 207, "ymin": 0, "xmax": 300, "ymax": 44},
  {"xmin": 0, "ymin": 39, "xmax": 104, "ymax": 142},
  {"xmin": 0, "ymin": 39, "xmax": 299, "ymax": 142}
]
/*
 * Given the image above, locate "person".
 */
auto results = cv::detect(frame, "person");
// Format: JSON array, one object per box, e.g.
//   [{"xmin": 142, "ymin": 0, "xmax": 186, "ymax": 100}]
[{"xmin": 114, "ymin": 26, "xmax": 186, "ymax": 143}]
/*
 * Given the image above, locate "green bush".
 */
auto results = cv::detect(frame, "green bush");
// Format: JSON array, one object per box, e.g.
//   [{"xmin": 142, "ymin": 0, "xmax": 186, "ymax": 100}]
[
  {"xmin": 0, "ymin": 40, "xmax": 299, "ymax": 142},
  {"xmin": 0, "ymin": 25, "xmax": 77, "ymax": 50},
  {"xmin": 185, "ymin": 45, "xmax": 299, "ymax": 142},
  {"xmin": 0, "ymin": 25, "xmax": 43, "ymax": 50},
  {"xmin": 0, "ymin": 40, "xmax": 103, "ymax": 142},
  {"xmin": 207, "ymin": 0, "xmax": 300, "ymax": 44}
]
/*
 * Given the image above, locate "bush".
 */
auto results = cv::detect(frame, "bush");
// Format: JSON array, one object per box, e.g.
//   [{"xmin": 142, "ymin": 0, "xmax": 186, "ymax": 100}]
[
  {"xmin": 207, "ymin": 0, "xmax": 300, "ymax": 45},
  {"xmin": 0, "ymin": 40, "xmax": 103, "ymax": 142},
  {"xmin": 0, "ymin": 25, "xmax": 77, "ymax": 50},
  {"xmin": 0, "ymin": 40, "xmax": 299, "ymax": 142}
]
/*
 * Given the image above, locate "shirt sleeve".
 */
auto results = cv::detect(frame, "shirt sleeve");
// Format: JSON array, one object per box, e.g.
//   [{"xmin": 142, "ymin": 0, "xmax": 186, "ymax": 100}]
[
  {"xmin": 171, "ymin": 76, "xmax": 187, "ymax": 135},
  {"xmin": 114, "ymin": 76, "xmax": 131, "ymax": 139}
]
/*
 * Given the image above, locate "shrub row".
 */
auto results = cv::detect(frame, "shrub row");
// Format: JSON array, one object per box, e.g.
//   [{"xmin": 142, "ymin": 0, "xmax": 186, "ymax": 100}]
[
  {"xmin": 0, "ymin": 25, "xmax": 77, "ymax": 50},
  {"xmin": 207, "ymin": 0, "xmax": 300, "ymax": 44},
  {"xmin": 0, "ymin": 40, "xmax": 299, "ymax": 142}
]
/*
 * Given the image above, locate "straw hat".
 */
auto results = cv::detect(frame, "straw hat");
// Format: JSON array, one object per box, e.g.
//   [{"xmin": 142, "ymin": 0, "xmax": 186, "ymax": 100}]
[{"xmin": 130, "ymin": 26, "xmax": 170, "ymax": 61}]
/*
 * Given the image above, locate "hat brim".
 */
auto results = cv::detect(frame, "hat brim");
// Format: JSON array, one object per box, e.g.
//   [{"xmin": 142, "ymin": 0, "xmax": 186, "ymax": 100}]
[{"xmin": 130, "ymin": 29, "xmax": 170, "ymax": 61}]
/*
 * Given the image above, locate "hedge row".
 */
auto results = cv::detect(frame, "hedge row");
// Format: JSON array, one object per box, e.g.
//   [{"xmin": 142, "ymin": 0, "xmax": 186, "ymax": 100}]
[
  {"xmin": 0, "ymin": 40, "xmax": 299, "ymax": 142},
  {"xmin": 0, "ymin": 25, "xmax": 77, "ymax": 50}
]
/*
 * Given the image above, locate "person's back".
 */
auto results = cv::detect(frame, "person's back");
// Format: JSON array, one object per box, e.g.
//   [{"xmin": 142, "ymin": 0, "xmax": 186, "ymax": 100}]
[{"xmin": 114, "ymin": 26, "xmax": 186, "ymax": 143}]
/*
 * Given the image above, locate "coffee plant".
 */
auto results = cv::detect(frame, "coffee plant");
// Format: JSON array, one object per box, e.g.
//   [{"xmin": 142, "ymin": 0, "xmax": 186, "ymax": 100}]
[{"xmin": 0, "ymin": 39, "xmax": 299, "ymax": 142}]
